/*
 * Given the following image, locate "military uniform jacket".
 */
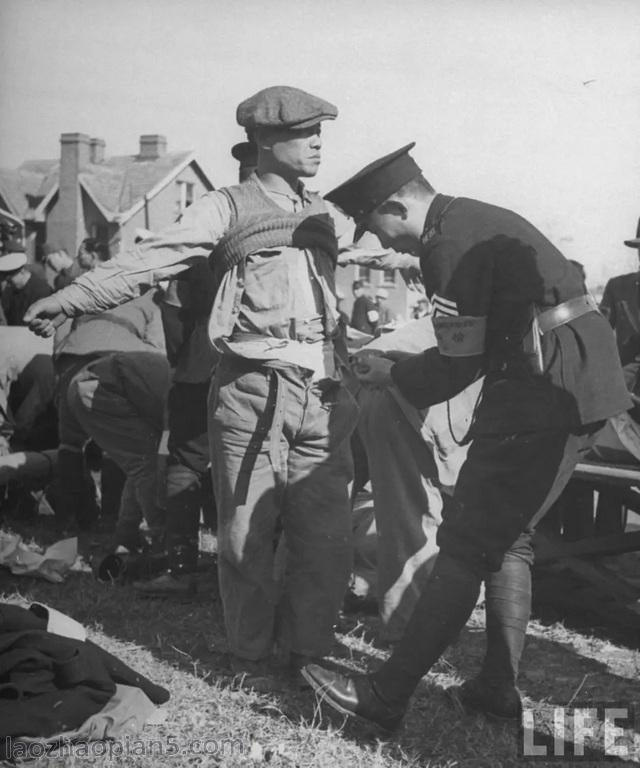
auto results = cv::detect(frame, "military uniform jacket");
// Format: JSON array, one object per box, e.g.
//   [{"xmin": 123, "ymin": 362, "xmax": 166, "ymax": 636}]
[
  {"xmin": 600, "ymin": 272, "xmax": 640, "ymax": 367},
  {"xmin": 391, "ymin": 195, "xmax": 631, "ymax": 435}
]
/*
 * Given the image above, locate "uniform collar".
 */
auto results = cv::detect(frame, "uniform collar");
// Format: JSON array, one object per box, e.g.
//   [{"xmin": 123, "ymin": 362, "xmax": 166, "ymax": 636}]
[{"xmin": 421, "ymin": 193, "xmax": 456, "ymax": 245}]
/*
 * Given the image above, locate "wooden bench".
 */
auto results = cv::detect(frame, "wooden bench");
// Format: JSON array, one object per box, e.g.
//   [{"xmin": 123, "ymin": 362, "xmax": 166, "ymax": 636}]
[{"xmin": 533, "ymin": 460, "xmax": 640, "ymax": 627}]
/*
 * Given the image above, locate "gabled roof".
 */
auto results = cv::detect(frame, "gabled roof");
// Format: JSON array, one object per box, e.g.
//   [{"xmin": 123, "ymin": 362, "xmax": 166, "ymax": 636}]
[
  {"xmin": 0, "ymin": 148, "xmax": 214, "ymax": 224},
  {"xmin": 0, "ymin": 162, "xmax": 58, "ymax": 218}
]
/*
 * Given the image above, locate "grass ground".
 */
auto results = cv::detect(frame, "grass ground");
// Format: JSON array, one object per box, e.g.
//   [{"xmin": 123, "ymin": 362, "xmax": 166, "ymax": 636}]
[{"xmin": 1, "ymin": 511, "xmax": 640, "ymax": 768}]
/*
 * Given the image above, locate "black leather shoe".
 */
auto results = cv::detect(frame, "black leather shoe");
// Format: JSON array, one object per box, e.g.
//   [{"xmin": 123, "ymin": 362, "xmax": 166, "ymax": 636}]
[
  {"xmin": 301, "ymin": 664, "xmax": 405, "ymax": 732},
  {"xmin": 449, "ymin": 676, "xmax": 522, "ymax": 720}
]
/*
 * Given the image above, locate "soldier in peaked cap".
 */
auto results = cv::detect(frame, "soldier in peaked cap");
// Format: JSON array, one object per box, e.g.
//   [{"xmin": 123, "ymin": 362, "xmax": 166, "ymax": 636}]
[
  {"xmin": 25, "ymin": 85, "xmax": 357, "ymax": 687},
  {"xmin": 0, "ymin": 239, "xmax": 51, "ymax": 326},
  {"xmin": 302, "ymin": 144, "xmax": 631, "ymax": 729}
]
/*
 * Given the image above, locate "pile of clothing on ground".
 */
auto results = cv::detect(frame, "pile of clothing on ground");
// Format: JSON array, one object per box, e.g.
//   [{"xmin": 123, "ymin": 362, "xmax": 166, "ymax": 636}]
[{"xmin": 0, "ymin": 601, "xmax": 169, "ymax": 760}]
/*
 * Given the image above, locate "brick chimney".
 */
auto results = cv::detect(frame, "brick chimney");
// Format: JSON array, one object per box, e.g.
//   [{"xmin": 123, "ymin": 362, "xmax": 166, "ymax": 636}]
[
  {"xmin": 89, "ymin": 137, "xmax": 106, "ymax": 164},
  {"xmin": 46, "ymin": 133, "xmax": 90, "ymax": 257},
  {"xmin": 139, "ymin": 134, "xmax": 167, "ymax": 160}
]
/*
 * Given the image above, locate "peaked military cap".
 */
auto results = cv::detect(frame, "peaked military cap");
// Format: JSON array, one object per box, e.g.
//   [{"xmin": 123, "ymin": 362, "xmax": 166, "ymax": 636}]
[
  {"xmin": 237, "ymin": 86, "xmax": 338, "ymax": 131},
  {"xmin": 326, "ymin": 143, "xmax": 421, "ymax": 220},
  {"xmin": 0, "ymin": 239, "xmax": 27, "ymax": 272},
  {"xmin": 624, "ymin": 217, "xmax": 640, "ymax": 248}
]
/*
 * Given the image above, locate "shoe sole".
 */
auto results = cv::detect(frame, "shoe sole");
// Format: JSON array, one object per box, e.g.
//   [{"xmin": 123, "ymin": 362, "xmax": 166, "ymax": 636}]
[{"xmin": 300, "ymin": 668, "xmax": 398, "ymax": 734}]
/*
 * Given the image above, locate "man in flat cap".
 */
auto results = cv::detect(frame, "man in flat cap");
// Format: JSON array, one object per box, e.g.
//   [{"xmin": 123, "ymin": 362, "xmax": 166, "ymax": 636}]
[
  {"xmin": 25, "ymin": 85, "xmax": 357, "ymax": 686},
  {"xmin": 301, "ymin": 144, "xmax": 630, "ymax": 729}
]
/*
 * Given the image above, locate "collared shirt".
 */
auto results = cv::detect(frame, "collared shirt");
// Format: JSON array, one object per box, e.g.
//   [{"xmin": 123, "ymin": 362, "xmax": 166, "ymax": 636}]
[{"xmin": 54, "ymin": 175, "xmax": 353, "ymax": 380}]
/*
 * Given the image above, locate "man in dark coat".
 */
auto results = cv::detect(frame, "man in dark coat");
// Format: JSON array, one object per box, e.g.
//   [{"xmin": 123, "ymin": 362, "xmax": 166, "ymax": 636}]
[
  {"xmin": 0, "ymin": 241, "xmax": 51, "ymax": 326},
  {"xmin": 301, "ymin": 143, "xmax": 630, "ymax": 730},
  {"xmin": 350, "ymin": 279, "xmax": 379, "ymax": 334},
  {"xmin": 599, "ymin": 218, "xmax": 640, "ymax": 366}
]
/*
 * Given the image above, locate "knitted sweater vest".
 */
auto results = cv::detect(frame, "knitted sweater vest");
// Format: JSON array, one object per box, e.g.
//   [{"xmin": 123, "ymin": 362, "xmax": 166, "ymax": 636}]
[{"xmin": 209, "ymin": 176, "xmax": 338, "ymax": 283}]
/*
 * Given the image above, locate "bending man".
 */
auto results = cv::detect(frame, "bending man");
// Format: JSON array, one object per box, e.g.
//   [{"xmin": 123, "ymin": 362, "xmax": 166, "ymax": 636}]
[{"xmin": 302, "ymin": 143, "xmax": 629, "ymax": 728}]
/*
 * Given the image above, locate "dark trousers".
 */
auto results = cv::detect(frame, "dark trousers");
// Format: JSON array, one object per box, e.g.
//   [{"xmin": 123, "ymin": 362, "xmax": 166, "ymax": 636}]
[
  {"xmin": 439, "ymin": 424, "xmax": 604, "ymax": 573},
  {"xmin": 372, "ymin": 422, "xmax": 604, "ymax": 704},
  {"xmin": 165, "ymin": 382, "xmax": 212, "ymax": 547}
]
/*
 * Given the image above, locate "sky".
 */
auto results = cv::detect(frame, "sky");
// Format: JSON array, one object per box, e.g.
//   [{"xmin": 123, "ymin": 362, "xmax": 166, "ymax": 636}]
[{"xmin": 1, "ymin": 0, "xmax": 639, "ymax": 287}]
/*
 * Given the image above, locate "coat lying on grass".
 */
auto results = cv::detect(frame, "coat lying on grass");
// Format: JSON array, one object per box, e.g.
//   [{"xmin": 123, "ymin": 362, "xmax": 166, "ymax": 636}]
[{"xmin": 0, "ymin": 601, "xmax": 169, "ymax": 758}]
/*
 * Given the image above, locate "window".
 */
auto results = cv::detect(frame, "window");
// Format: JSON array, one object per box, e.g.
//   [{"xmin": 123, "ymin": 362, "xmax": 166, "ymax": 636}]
[
  {"xmin": 382, "ymin": 269, "xmax": 397, "ymax": 286},
  {"xmin": 178, "ymin": 181, "xmax": 195, "ymax": 212},
  {"xmin": 355, "ymin": 266, "xmax": 371, "ymax": 282}
]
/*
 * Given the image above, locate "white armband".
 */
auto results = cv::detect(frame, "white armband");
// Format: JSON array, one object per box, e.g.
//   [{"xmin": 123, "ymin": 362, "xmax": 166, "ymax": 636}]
[
  {"xmin": 433, "ymin": 315, "xmax": 486, "ymax": 357},
  {"xmin": 367, "ymin": 309, "xmax": 380, "ymax": 323}
]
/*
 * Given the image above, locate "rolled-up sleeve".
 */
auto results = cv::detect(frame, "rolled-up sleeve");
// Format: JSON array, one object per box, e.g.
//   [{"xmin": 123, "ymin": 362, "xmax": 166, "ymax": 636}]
[{"xmin": 56, "ymin": 191, "xmax": 232, "ymax": 317}]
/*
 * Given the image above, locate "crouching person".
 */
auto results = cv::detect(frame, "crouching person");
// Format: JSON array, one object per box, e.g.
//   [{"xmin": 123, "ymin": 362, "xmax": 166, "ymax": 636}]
[{"xmin": 54, "ymin": 292, "xmax": 169, "ymax": 552}]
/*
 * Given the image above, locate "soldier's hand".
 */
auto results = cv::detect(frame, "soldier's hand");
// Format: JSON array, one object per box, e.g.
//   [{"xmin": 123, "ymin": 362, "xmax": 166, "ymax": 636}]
[
  {"xmin": 349, "ymin": 348, "xmax": 385, "ymax": 368},
  {"xmin": 350, "ymin": 352, "xmax": 394, "ymax": 389},
  {"xmin": 24, "ymin": 296, "xmax": 66, "ymax": 337}
]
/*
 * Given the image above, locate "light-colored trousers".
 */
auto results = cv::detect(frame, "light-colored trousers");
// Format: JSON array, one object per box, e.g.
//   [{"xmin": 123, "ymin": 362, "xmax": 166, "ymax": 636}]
[
  {"xmin": 208, "ymin": 357, "xmax": 359, "ymax": 661},
  {"xmin": 354, "ymin": 317, "xmax": 481, "ymax": 641}
]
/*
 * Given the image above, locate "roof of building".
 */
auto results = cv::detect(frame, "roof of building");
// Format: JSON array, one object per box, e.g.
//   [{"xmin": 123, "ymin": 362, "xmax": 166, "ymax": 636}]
[{"xmin": 0, "ymin": 147, "xmax": 213, "ymax": 225}]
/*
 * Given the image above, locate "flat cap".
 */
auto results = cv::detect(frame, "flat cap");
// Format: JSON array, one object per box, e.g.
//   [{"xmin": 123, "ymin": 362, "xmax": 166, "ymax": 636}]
[
  {"xmin": 237, "ymin": 86, "xmax": 338, "ymax": 132},
  {"xmin": 0, "ymin": 239, "xmax": 27, "ymax": 272},
  {"xmin": 326, "ymin": 143, "xmax": 421, "ymax": 220},
  {"xmin": 624, "ymin": 217, "xmax": 640, "ymax": 248}
]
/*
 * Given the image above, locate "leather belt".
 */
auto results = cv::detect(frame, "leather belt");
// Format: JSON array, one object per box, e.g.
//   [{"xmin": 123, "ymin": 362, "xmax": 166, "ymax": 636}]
[{"xmin": 537, "ymin": 294, "xmax": 599, "ymax": 335}]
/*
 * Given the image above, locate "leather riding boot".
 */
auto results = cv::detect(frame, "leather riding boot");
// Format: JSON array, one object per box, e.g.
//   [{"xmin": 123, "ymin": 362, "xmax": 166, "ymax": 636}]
[
  {"xmin": 483, "ymin": 553, "xmax": 531, "ymax": 685},
  {"xmin": 370, "ymin": 552, "xmax": 482, "ymax": 708},
  {"xmin": 456, "ymin": 553, "xmax": 530, "ymax": 719}
]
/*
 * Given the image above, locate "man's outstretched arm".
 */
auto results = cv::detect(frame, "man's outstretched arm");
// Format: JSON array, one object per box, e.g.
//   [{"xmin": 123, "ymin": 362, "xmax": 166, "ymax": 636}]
[{"xmin": 25, "ymin": 191, "xmax": 232, "ymax": 336}]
